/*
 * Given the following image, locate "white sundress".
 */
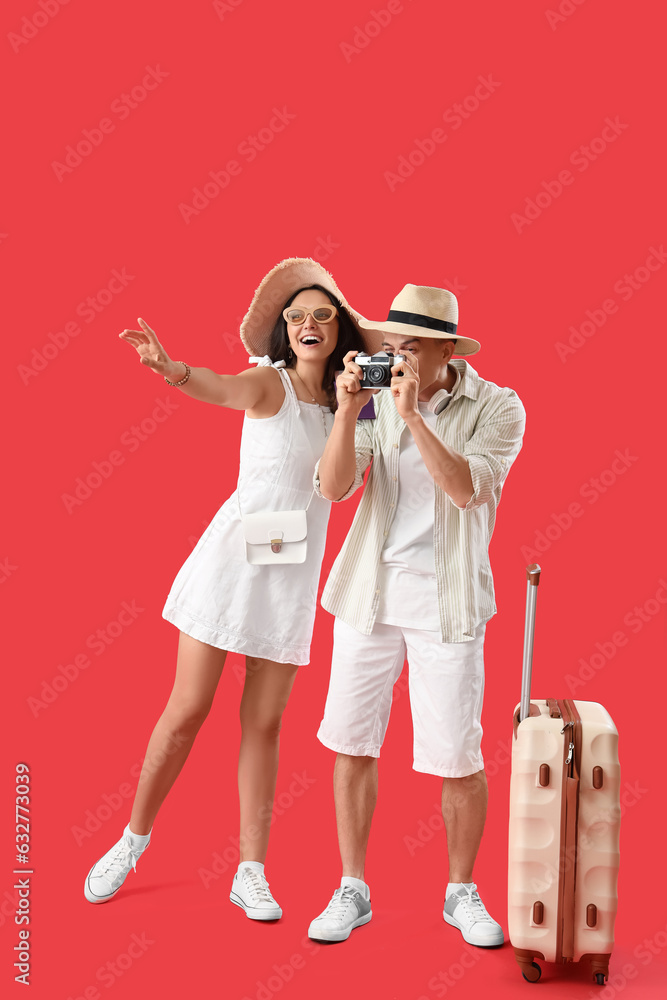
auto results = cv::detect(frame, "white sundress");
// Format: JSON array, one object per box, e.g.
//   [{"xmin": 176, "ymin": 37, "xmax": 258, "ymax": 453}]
[{"xmin": 162, "ymin": 359, "xmax": 334, "ymax": 666}]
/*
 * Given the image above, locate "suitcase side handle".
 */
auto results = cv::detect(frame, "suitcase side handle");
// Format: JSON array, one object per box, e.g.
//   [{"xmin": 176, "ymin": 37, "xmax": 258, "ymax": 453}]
[{"xmin": 520, "ymin": 563, "xmax": 542, "ymax": 722}]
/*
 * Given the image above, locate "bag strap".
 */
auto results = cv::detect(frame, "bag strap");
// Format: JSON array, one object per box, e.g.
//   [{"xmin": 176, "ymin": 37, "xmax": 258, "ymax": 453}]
[
  {"xmin": 238, "ymin": 489, "xmax": 315, "ymax": 519},
  {"xmin": 237, "ymin": 358, "xmax": 313, "ymax": 518}
]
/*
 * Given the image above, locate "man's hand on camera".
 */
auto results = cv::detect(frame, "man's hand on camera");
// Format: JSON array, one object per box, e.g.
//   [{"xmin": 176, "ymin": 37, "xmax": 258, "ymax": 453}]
[{"xmin": 390, "ymin": 349, "xmax": 420, "ymax": 422}]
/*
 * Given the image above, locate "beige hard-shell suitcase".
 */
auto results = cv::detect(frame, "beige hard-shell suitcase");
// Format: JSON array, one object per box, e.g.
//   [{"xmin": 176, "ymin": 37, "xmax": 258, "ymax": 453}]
[{"xmin": 508, "ymin": 564, "xmax": 620, "ymax": 985}]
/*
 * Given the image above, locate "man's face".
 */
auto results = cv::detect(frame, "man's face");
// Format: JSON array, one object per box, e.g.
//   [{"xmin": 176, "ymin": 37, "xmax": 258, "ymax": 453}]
[{"xmin": 380, "ymin": 334, "xmax": 455, "ymax": 396}]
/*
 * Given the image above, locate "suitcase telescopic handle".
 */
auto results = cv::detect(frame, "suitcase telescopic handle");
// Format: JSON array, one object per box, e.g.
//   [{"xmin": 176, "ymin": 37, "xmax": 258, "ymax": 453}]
[{"xmin": 519, "ymin": 564, "xmax": 541, "ymax": 722}]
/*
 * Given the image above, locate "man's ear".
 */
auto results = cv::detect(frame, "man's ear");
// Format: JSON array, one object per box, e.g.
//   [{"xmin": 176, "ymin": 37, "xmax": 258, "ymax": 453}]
[{"xmin": 442, "ymin": 338, "xmax": 457, "ymax": 363}]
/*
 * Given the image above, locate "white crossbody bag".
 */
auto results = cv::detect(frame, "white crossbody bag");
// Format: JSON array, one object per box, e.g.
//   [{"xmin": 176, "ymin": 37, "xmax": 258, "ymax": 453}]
[{"xmin": 238, "ymin": 491, "xmax": 314, "ymax": 565}]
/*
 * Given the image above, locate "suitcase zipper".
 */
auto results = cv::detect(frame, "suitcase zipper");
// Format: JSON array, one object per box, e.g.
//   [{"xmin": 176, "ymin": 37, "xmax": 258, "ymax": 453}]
[
  {"xmin": 555, "ymin": 701, "xmax": 582, "ymax": 962},
  {"xmin": 564, "ymin": 701, "xmax": 582, "ymax": 775},
  {"xmin": 561, "ymin": 720, "xmax": 575, "ymax": 767}
]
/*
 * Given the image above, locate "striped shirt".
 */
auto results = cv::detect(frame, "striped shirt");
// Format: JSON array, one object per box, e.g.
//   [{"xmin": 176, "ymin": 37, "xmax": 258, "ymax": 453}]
[{"xmin": 313, "ymin": 359, "xmax": 526, "ymax": 642}]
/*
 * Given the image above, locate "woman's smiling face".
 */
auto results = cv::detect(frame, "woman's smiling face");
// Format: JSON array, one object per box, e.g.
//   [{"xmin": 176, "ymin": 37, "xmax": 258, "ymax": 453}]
[{"xmin": 285, "ymin": 289, "xmax": 339, "ymax": 362}]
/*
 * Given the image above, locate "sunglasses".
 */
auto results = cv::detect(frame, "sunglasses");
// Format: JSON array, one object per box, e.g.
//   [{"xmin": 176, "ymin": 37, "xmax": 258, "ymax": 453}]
[{"xmin": 282, "ymin": 305, "xmax": 338, "ymax": 326}]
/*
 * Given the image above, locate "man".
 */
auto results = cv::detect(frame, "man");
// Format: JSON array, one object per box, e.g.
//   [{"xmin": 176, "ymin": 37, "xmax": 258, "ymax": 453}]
[{"xmin": 307, "ymin": 283, "xmax": 525, "ymax": 946}]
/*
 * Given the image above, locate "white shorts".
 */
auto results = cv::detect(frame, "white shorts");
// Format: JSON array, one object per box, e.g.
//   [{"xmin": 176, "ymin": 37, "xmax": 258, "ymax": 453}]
[{"xmin": 317, "ymin": 618, "xmax": 486, "ymax": 778}]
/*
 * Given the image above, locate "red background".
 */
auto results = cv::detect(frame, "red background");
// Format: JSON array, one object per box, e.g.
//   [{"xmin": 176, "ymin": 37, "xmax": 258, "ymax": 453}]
[{"xmin": 2, "ymin": 1, "xmax": 665, "ymax": 997}]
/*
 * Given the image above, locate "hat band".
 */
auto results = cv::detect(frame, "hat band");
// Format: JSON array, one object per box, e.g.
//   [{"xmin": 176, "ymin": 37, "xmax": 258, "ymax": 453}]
[{"xmin": 387, "ymin": 309, "xmax": 457, "ymax": 335}]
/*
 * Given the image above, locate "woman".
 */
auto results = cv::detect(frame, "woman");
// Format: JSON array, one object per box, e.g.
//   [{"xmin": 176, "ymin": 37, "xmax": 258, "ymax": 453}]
[{"xmin": 83, "ymin": 258, "xmax": 380, "ymax": 919}]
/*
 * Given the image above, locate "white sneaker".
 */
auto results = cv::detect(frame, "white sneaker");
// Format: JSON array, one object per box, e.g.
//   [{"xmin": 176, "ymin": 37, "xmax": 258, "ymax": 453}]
[
  {"xmin": 443, "ymin": 883, "xmax": 504, "ymax": 947},
  {"xmin": 84, "ymin": 826, "xmax": 148, "ymax": 904},
  {"xmin": 308, "ymin": 884, "xmax": 372, "ymax": 942},
  {"xmin": 230, "ymin": 864, "xmax": 282, "ymax": 920}
]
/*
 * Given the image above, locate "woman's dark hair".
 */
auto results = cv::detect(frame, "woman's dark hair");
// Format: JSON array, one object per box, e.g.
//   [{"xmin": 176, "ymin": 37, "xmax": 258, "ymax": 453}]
[{"xmin": 267, "ymin": 284, "xmax": 366, "ymax": 409}]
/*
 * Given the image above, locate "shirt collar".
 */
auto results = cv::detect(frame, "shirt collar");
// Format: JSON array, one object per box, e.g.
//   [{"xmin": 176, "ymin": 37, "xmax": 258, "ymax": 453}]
[
  {"xmin": 447, "ymin": 364, "xmax": 462, "ymax": 398},
  {"xmin": 449, "ymin": 358, "xmax": 480, "ymax": 400}
]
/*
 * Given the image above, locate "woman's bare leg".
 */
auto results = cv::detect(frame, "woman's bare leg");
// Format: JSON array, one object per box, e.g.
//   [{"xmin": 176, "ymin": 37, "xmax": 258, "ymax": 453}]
[
  {"xmin": 237, "ymin": 657, "xmax": 299, "ymax": 862},
  {"xmin": 129, "ymin": 632, "xmax": 227, "ymax": 835}
]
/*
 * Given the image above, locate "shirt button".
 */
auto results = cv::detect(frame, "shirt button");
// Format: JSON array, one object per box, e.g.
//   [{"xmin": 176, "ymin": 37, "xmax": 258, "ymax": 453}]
[
  {"xmin": 392, "ymin": 476, "xmax": 397, "ymax": 482},
  {"xmin": 383, "ymin": 530, "xmax": 388, "ymax": 536},
  {"xmin": 389, "ymin": 503, "xmax": 395, "ymax": 508},
  {"xmin": 393, "ymin": 442, "xmax": 399, "ymax": 448},
  {"xmin": 375, "ymin": 588, "xmax": 380, "ymax": 595}
]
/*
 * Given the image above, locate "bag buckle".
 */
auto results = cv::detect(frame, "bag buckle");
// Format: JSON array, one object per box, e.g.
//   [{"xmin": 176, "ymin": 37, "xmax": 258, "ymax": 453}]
[{"xmin": 270, "ymin": 531, "xmax": 284, "ymax": 554}]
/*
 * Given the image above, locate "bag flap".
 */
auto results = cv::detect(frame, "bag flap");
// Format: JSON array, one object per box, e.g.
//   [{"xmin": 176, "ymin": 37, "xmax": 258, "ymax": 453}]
[{"xmin": 242, "ymin": 509, "xmax": 307, "ymax": 545}]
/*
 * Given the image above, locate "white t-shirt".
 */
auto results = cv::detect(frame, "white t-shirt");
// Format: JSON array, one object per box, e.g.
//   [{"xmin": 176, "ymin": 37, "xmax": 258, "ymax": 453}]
[{"xmin": 375, "ymin": 402, "xmax": 441, "ymax": 629}]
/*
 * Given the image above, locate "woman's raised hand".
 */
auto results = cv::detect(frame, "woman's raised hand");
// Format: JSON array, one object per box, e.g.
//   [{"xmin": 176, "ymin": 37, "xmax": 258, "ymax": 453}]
[
  {"xmin": 119, "ymin": 318, "xmax": 183, "ymax": 382},
  {"xmin": 335, "ymin": 350, "xmax": 378, "ymax": 413}
]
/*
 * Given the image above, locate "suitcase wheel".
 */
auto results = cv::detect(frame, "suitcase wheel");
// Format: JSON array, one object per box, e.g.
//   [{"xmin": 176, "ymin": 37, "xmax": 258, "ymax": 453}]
[
  {"xmin": 521, "ymin": 962, "xmax": 542, "ymax": 983},
  {"xmin": 595, "ymin": 973, "xmax": 606, "ymax": 986}
]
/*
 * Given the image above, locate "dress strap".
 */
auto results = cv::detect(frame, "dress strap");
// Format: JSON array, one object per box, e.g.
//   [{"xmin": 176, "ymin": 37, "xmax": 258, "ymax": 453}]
[
  {"xmin": 249, "ymin": 355, "xmax": 300, "ymax": 419},
  {"xmin": 276, "ymin": 367, "xmax": 301, "ymax": 419},
  {"xmin": 249, "ymin": 355, "xmax": 286, "ymax": 368}
]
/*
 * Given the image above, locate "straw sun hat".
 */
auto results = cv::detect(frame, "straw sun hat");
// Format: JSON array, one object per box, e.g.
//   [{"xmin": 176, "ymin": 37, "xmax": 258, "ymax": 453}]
[
  {"xmin": 239, "ymin": 257, "xmax": 383, "ymax": 358},
  {"xmin": 358, "ymin": 283, "xmax": 480, "ymax": 356}
]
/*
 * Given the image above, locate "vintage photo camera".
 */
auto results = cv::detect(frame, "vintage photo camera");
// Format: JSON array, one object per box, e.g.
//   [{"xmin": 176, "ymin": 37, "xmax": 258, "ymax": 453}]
[{"xmin": 356, "ymin": 351, "xmax": 405, "ymax": 389}]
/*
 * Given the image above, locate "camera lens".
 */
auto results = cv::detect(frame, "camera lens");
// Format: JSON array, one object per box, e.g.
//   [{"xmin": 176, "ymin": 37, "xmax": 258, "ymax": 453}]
[{"xmin": 367, "ymin": 365, "xmax": 385, "ymax": 384}]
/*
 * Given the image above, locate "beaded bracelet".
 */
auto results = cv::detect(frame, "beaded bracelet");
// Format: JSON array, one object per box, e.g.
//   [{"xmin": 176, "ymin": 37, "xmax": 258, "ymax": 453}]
[{"xmin": 164, "ymin": 362, "xmax": 191, "ymax": 387}]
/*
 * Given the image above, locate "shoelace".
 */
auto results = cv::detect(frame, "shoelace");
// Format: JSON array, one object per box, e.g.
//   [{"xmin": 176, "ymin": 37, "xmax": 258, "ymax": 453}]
[
  {"xmin": 322, "ymin": 886, "xmax": 360, "ymax": 920},
  {"xmin": 240, "ymin": 868, "xmax": 275, "ymax": 903},
  {"xmin": 455, "ymin": 883, "xmax": 492, "ymax": 923},
  {"xmin": 100, "ymin": 839, "xmax": 142, "ymax": 881}
]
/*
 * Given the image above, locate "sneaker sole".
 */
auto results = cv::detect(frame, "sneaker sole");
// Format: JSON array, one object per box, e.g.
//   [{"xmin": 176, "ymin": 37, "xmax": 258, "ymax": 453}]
[
  {"xmin": 307, "ymin": 910, "xmax": 372, "ymax": 942},
  {"xmin": 229, "ymin": 891, "xmax": 282, "ymax": 921},
  {"xmin": 84, "ymin": 865, "xmax": 122, "ymax": 904},
  {"xmin": 443, "ymin": 911, "xmax": 504, "ymax": 947}
]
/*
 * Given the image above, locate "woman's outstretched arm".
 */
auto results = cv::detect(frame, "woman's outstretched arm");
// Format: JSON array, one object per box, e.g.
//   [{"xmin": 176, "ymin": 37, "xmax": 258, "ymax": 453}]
[{"xmin": 120, "ymin": 317, "xmax": 279, "ymax": 411}]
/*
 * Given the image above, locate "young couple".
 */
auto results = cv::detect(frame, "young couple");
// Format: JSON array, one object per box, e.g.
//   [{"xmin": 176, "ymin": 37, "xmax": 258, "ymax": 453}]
[{"xmin": 84, "ymin": 257, "xmax": 526, "ymax": 950}]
